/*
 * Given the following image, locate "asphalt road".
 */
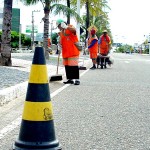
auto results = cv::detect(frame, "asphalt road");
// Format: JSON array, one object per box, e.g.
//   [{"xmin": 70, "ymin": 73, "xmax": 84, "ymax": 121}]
[{"xmin": 1, "ymin": 53, "xmax": 150, "ymax": 150}]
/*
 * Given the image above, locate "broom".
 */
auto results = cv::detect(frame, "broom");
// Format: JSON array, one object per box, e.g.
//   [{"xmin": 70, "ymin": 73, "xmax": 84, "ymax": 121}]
[{"xmin": 49, "ymin": 53, "xmax": 63, "ymax": 81}]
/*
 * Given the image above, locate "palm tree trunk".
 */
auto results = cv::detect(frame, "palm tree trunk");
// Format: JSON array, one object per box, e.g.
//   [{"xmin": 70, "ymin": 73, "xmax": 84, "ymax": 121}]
[
  {"xmin": 67, "ymin": 0, "xmax": 70, "ymax": 24},
  {"xmin": 86, "ymin": 0, "xmax": 90, "ymax": 39},
  {"xmin": 43, "ymin": 3, "xmax": 50, "ymax": 60},
  {"xmin": 0, "ymin": 0, "xmax": 13, "ymax": 66}
]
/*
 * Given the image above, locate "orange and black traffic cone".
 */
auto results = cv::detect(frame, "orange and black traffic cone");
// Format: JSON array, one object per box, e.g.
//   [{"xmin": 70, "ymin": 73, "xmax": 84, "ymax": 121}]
[{"xmin": 13, "ymin": 47, "xmax": 61, "ymax": 150}]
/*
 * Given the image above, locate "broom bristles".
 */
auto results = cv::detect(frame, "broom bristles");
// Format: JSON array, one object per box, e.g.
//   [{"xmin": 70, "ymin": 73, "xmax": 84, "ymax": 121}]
[{"xmin": 50, "ymin": 75, "xmax": 63, "ymax": 81}]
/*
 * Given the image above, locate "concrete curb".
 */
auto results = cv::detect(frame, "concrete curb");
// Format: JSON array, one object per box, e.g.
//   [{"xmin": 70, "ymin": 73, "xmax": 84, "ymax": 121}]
[
  {"xmin": 0, "ymin": 58, "xmax": 91, "ymax": 106},
  {"xmin": 0, "ymin": 81, "xmax": 28, "ymax": 106}
]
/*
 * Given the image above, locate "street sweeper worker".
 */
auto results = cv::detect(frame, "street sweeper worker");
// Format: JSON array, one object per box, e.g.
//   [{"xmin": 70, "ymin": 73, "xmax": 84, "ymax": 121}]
[
  {"xmin": 47, "ymin": 37, "xmax": 53, "ymax": 54},
  {"xmin": 98, "ymin": 30, "xmax": 111, "ymax": 56},
  {"xmin": 88, "ymin": 28, "xmax": 98, "ymax": 69},
  {"xmin": 56, "ymin": 19, "xmax": 80, "ymax": 85},
  {"xmin": 48, "ymin": 38, "xmax": 51, "ymax": 48},
  {"xmin": 98, "ymin": 30, "xmax": 112, "ymax": 66}
]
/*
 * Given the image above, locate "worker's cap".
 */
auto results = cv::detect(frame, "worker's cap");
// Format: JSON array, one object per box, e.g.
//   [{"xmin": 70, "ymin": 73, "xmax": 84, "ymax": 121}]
[
  {"xmin": 103, "ymin": 30, "xmax": 108, "ymax": 33},
  {"xmin": 56, "ymin": 19, "xmax": 64, "ymax": 27}
]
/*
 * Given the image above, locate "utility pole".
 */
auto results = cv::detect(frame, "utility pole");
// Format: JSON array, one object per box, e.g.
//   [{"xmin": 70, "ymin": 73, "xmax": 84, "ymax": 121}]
[
  {"xmin": 32, "ymin": 10, "xmax": 40, "ymax": 50},
  {"xmin": 32, "ymin": 11, "xmax": 34, "ymax": 50},
  {"xmin": 19, "ymin": 24, "xmax": 22, "ymax": 51}
]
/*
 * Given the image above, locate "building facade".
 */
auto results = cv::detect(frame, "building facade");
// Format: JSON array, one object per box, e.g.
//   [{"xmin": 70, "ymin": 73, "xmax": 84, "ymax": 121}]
[
  {"xmin": 0, "ymin": 8, "xmax": 20, "ymax": 32},
  {"xmin": 0, "ymin": 8, "xmax": 3, "ymax": 30}
]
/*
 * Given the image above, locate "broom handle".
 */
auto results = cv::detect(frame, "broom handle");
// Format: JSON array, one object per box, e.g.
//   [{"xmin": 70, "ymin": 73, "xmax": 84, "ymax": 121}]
[{"xmin": 56, "ymin": 53, "xmax": 60, "ymax": 75}]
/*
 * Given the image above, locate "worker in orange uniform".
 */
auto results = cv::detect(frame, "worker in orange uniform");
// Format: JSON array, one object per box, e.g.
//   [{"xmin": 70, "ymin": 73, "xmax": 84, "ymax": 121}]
[
  {"xmin": 48, "ymin": 38, "xmax": 51, "ymax": 48},
  {"xmin": 98, "ymin": 30, "xmax": 112, "ymax": 66},
  {"xmin": 56, "ymin": 19, "xmax": 80, "ymax": 85},
  {"xmin": 47, "ymin": 38, "xmax": 52, "ymax": 54},
  {"xmin": 88, "ymin": 28, "xmax": 98, "ymax": 69},
  {"xmin": 98, "ymin": 30, "xmax": 111, "ymax": 56}
]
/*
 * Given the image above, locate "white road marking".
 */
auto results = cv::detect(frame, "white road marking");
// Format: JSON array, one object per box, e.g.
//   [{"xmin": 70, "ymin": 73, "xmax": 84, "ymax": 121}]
[
  {"xmin": 125, "ymin": 61, "xmax": 130, "ymax": 63},
  {"xmin": 0, "ymin": 117, "xmax": 22, "ymax": 140},
  {"xmin": 0, "ymin": 69, "xmax": 89, "ymax": 140}
]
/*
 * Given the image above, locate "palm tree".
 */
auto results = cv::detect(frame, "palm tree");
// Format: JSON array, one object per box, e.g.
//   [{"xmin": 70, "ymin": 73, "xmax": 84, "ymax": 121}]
[
  {"xmin": 51, "ymin": 3, "xmax": 82, "ymax": 23},
  {"xmin": 85, "ymin": 0, "xmax": 89, "ymax": 39},
  {"xmin": 71, "ymin": 0, "xmax": 110, "ymax": 38},
  {"xmin": 0, "ymin": 0, "xmax": 13, "ymax": 66},
  {"xmin": 21, "ymin": 0, "xmax": 82, "ymax": 60},
  {"xmin": 67, "ymin": 0, "xmax": 71, "ymax": 24},
  {"xmin": 78, "ymin": 0, "xmax": 110, "ymax": 38},
  {"xmin": 21, "ymin": 0, "xmax": 53, "ymax": 59}
]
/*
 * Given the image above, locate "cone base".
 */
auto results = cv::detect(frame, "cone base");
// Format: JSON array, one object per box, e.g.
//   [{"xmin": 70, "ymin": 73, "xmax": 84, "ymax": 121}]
[{"xmin": 13, "ymin": 140, "xmax": 62, "ymax": 150}]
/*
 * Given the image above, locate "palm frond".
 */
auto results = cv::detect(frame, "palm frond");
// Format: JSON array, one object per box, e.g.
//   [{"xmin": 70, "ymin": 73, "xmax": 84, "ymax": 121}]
[
  {"xmin": 51, "ymin": 4, "xmax": 83, "ymax": 23},
  {"xmin": 20, "ymin": 0, "xmax": 42, "ymax": 5}
]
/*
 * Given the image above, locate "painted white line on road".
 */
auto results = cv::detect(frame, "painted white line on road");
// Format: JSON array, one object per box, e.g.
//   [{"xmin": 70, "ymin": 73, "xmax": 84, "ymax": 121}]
[
  {"xmin": 125, "ymin": 61, "xmax": 130, "ymax": 63},
  {"xmin": 0, "ymin": 117, "xmax": 22, "ymax": 140},
  {"xmin": 0, "ymin": 68, "xmax": 89, "ymax": 140},
  {"xmin": 51, "ymin": 68, "xmax": 89, "ymax": 98}
]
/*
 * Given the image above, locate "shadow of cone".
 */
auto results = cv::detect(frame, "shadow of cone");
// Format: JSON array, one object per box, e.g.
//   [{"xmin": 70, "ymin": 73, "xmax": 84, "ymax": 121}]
[{"xmin": 13, "ymin": 47, "xmax": 61, "ymax": 150}]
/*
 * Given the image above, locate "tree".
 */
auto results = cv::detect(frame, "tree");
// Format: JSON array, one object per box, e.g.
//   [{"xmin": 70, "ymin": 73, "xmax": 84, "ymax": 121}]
[
  {"xmin": 0, "ymin": 0, "xmax": 13, "ymax": 66},
  {"xmin": 71, "ymin": 0, "xmax": 110, "ymax": 38},
  {"xmin": 0, "ymin": 31, "xmax": 31, "ymax": 48},
  {"xmin": 20, "ymin": 0, "xmax": 55, "ymax": 59},
  {"xmin": 67, "ymin": 0, "xmax": 71, "ymax": 24},
  {"xmin": 85, "ymin": 0, "xmax": 89, "ymax": 39},
  {"xmin": 51, "ymin": 3, "xmax": 82, "ymax": 23},
  {"xmin": 80, "ymin": 7, "xmax": 111, "ymax": 43},
  {"xmin": 81, "ymin": 0, "xmax": 110, "ymax": 38},
  {"xmin": 21, "ymin": 0, "xmax": 82, "ymax": 60}
]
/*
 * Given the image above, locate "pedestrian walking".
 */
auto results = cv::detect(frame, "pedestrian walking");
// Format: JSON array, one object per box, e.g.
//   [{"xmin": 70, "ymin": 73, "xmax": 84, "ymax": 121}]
[
  {"xmin": 88, "ymin": 27, "xmax": 98, "ymax": 69},
  {"xmin": 56, "ymin": 19, "xmax": 80, "ymax": 85}
]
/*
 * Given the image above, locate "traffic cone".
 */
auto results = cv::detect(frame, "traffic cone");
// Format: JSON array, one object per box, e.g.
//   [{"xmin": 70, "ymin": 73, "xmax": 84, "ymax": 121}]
[{"xmin": 13, "ymin": 47, "xmax": 61, "ymax": 150}]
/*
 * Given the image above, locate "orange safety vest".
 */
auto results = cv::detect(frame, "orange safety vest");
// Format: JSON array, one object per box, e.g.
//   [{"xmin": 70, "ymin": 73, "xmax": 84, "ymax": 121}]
[
  {"xmin": 88, "ymin": 36, "xmax": 98, "ymax": 53},
  {"xmin": 99, "ymin": 35, "xmax": 111, "ymax": 55},
  {"xmin": 48, "ymin": 38, "xmax": 51, "ymax": 47},
  {"xmin": 60, "ymin": 25, "xmax": 80, "ymax": 58}
]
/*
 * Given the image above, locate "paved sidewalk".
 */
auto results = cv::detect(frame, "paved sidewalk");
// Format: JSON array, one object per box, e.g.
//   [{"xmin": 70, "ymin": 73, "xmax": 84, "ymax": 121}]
[{"xmin": 0, "ymin": 53, "xmax": 91, "ymax": 106}]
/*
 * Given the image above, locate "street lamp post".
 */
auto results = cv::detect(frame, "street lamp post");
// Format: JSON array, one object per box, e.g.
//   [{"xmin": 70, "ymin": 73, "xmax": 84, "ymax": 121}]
[{"xmin": 32, "ymin": 10, "xmax": 40, "ymax": 50}]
